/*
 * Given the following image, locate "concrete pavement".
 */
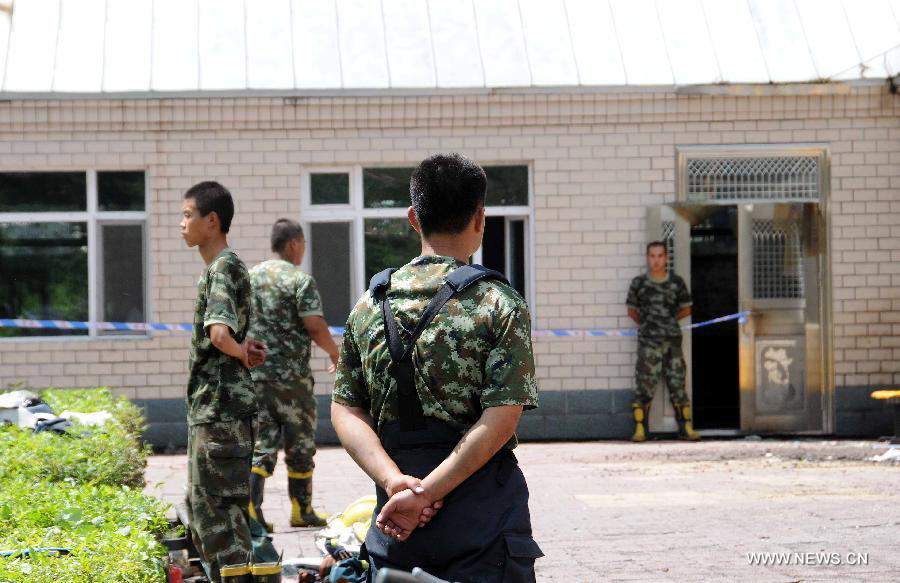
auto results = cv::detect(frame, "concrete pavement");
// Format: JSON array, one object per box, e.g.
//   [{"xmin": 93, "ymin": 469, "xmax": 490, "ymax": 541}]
[{"xmin": 145, "ymin": 439, "xmax": 900, "ymax": 582}]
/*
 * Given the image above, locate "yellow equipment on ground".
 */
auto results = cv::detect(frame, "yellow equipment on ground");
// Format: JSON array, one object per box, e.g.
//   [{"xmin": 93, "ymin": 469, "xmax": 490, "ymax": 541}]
[{"xmin": 314, "ymin": 495, "xmax": 377, "ymax": 556}]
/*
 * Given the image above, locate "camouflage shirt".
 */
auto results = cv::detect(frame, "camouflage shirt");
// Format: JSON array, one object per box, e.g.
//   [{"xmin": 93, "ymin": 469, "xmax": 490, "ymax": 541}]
[
  {"xmin": 187, "ymin": 247, "xmax": 257, "ymax": 426},
  {"xmin": 249, "ymin": 259, "xmax": 324, "ymax": 383},
  {"xmin": 332, "ymin": 255, "xmax": 539, "ymax": 442},
  {"xmin": 626, "ymin": 273, "xmax": 692, "ymax": 339}
]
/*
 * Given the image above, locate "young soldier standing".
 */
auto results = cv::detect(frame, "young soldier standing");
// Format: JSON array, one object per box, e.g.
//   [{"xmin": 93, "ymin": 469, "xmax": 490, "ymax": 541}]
[
  {"xmin": 180, "ymin": 181, "xmax": 265, "ymax": 582},
  {"xmin": 247, "ymin": 218, "xmax": 339, "ymax": 530},
  {"xmin": 332, "ymin": 153, "xmax": 543, "ymax": 581},
  {"xmin": 626, "ymin": 241, "xmax": 700, "ymax": 442}
]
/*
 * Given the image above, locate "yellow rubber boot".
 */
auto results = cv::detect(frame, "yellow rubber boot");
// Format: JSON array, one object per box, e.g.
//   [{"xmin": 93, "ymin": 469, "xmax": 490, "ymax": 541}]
[
  {"xmin": 676, "ymin": 404, "xmax": 701, "ymax": 441},
  {"xmin": 287, "ymin": 471, "xmax": 330, "ymax": 527},
  {"xmin": 631, "ymin": 404, "xmax": 648, "ymax": 442},
  {"xmin": 250, "ymin": 561, "xmax": 282, "ymax": 583},
  {"xmin": 220, "ymin": 563, "xmax": 252, "ymax": 583}
]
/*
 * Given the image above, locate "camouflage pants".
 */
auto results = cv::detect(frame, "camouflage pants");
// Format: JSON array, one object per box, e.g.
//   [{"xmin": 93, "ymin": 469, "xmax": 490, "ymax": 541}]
[
  {"xmin": 252, "ymin": 378, "xmax": 317, "ymax": 475},
  {"xmin": 634, "ymin": 337, "xmax": 688, "ymax": 406},
  {"xmin": 187, "ymin": 416, "xmax": 256, "ymax": 580}
]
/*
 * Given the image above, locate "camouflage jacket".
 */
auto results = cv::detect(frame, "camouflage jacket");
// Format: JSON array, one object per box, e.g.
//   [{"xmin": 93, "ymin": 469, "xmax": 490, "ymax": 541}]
[
  {"xmin": 332, "ymin": 255, "xmax": 539, "ymax": 443},
  {"xmin": 187, "ymin": 248, "xmax": 257, "ymax": 426},
  {"xmin": 626, "ymin": 273, "xmax": 692, "ymax": 339},
  {"xmin": 249, "ymin": 259, "xmax": 324, "ymax": 383}
]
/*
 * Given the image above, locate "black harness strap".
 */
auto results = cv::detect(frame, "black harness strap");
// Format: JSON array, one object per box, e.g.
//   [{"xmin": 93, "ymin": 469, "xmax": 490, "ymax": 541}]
[{"xmin": 369, "ymin": 264, "xmax": 508, "ymax": 432}]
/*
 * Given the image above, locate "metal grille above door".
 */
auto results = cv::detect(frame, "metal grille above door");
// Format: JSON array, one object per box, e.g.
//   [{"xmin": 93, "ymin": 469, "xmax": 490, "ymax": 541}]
[{"xmin": 685, "ymin": 156, "xmax": 821, "ymax": 202}]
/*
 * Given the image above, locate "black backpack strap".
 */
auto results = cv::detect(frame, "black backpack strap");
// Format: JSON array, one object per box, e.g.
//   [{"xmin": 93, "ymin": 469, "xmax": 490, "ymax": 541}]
[
  {"xmin": 373, "ymin": 264, "xmax": 507, "ymax": 432},
  {"xmin": 369, "ymin": 268, "xmax": 397, "ymax": 298},
  {"xmin": 444, "ymin": 264, "xmax": 508, "ymax": 292},
  {"xmin": 371, "ymin": 268, "xmax": 424, "ymax": 430},
  {"xmin": 399, "ymin": 265, "xmax": 507, "ymax": 362},
  {"xmin": 369, "ymin": 269, "xmax": 403, "ymax": 362}
]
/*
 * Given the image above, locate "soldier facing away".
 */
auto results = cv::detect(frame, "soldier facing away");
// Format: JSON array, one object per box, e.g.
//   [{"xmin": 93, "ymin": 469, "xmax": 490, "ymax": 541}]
[
  {"xmin": 626, "ymin": 241, "xmax": 700, "ymax": 442},
  {"xmin": 247, "ymin": 218, "xmax": 339, "ymax": 530},
  {"xmin": 180, "ymin": 181, "xmax": 266, "ymax": 583},
  {"xmin": 332, "ymin": 153, "xmax": 543, "ymax": 581}
]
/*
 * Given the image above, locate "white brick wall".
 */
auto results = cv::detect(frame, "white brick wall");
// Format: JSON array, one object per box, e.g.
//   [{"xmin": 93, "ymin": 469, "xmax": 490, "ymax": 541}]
[{"xmin": 0, "ymin": 87, "xmax": 897, "ymax": 402}]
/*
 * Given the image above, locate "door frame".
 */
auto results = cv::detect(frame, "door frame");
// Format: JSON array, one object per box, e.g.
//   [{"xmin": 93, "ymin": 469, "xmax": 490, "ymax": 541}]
[{"xmin": 674, "ymin": 144, "xmax": 834, "ymax": 434}]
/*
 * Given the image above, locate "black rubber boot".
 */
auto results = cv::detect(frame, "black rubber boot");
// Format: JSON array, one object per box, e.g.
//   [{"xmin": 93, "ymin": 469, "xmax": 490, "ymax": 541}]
[{"xmin": 248, "ymin": 469, "xmax": 274, "ymax": 533}]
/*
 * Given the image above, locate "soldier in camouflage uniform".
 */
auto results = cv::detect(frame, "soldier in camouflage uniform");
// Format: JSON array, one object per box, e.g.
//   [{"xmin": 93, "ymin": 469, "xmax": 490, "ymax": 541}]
[
  {"xmin": 626, "ymin": 241, "xmax": 699, "ymax": 442},
  {"xmin": 248, "ymin": 219, "xmax": 339, "ymax": 530},
  {"xmin": 181, "ymin": 181, "xmax": 266, "ymax": 583},
  {"xmin": 332, "ymin": 153, "xmax": 543, "ymax": 582}
]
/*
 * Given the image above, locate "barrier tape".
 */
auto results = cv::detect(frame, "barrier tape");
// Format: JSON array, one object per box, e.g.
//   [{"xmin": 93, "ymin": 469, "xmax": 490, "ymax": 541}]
[
  {"xmin": 0, "ymin": 319, "xmax": 192, "ymax": 332},
  {"xmin": 1, "ymin": 311, "xmax": 750, "ymax": 338},
  {"xmin": 532, "ymin": 311, "xmax": 749, "ymax": 337}
]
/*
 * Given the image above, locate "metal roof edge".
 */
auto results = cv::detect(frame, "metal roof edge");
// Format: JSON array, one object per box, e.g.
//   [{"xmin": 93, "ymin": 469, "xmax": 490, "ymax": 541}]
[
  {"xmin": 0, "ymin": 78, "xmax": 887, "ymax": 102},
  {"xmin": 672, "ymin": 79, "xmax": 885, "ymax": 96}
]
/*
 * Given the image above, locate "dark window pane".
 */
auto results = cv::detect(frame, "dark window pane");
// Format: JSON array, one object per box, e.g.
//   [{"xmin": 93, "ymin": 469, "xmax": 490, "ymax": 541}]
[
  {"xmin": 364, "ymin": 218, "xmax": 419, "ymax": 282},
  {"xmin": 0, "ymin": 172, "xmax": 86, "ymax": 212},
  {"xmin": 101, "ymin": 224, "xmax": 144, "ymax": 335},
  {"xmin": 98, "ymin": 171, "xmax": 145, "ymax": 211},
  {"xmin": 363, "ymin": 167, "xmax": 414, "ymax": 208},
  {"xmin": 311, "ymin": 173, "xmax": 350, "ymax": 205},
  {"xmin": 310, "ymin": 222, "xmax": 353, "ymax": 327},
  {"xmin": 481, "ymin": 217, "xmax": 526, "ymax": 299},
  {"xmin": 509, "ymin": 219, "xmax": 526, "ymax": 298},
  {"xmin": 482, "ymin": 216, "xmax": 506, "ymax": 276},
  {"xmin": 0, "ymin": 222, "xmax": 88, "ymax": 337},
  {"xmin": 485, "ymin": 166, "xmax": 528, "ymax": 206}
]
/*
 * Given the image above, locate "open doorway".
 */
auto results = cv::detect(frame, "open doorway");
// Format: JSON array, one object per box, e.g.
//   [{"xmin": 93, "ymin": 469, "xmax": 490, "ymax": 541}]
[
  {"xmin": 481, "ymin": 215, "xmax": 527, "ymax": 298},
  {"xmin": 690, "ymin": 205, "xmax": 740, "ymax": 429}
]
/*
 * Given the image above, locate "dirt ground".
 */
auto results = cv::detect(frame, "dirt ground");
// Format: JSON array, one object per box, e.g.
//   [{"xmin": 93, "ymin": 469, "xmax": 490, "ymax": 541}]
[{"xmin": 146, "ymin": 439, "xmax": 900, "ymax": 582}]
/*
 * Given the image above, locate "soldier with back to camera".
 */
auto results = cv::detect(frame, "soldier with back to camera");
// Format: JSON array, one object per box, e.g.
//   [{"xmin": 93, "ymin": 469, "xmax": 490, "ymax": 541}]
[{"xmin": 332, "ymin": 153, "xmax": 544, "ymax": 582}]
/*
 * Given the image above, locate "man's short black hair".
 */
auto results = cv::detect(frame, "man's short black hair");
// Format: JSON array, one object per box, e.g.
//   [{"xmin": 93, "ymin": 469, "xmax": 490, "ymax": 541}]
[
  {"xmin": 646, "ymin": 241, "xmax": 667, "ymax": 255},
  {"xmin": 271, "ymin": 218, "xmax": 304, "ymax": 253},
  {"xmin": 184, "ymin": 181, "xmax": 234, "ymax": 234},
  {"xmin": 410, "ymin": 153, "xmax": 487, "ymax": 236}
]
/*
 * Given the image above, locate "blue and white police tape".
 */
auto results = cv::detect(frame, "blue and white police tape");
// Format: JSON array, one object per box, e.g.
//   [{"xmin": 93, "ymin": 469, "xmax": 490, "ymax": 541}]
[
  {"xmin": 0, "ymin": 318, "xmax": 192, "ymax": 332},
  {"xmin": 531, "ymin": 310, "xmax": 749, "ymax": 337},
  {"xmin": 1, "ymin": 311, "xmax": 750, "ymax": 338}
]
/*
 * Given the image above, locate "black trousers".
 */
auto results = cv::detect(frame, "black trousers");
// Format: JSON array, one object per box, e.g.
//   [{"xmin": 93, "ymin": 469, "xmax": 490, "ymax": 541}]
[{"xmin": 365, "ymin": 421, "xmax": 543, "ymax": 583}]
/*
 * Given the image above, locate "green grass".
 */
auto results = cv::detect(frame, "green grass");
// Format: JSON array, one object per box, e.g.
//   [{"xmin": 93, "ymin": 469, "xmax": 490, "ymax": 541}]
[{"xmin": 0, "ymin": 387, "xmax": 168, "ymax": 583}]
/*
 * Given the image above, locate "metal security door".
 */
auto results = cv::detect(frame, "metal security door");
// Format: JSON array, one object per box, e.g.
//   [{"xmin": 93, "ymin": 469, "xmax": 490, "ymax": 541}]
[{"xmin": 738, "ymin": 203, "xmax": 825, "ymax": 432}]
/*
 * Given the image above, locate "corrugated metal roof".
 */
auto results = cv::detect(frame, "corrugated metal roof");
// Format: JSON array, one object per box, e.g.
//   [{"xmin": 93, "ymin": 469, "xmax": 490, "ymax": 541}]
[{"xmin": 0, "ymin": 0, "xmax": 897, "ymax": 96}]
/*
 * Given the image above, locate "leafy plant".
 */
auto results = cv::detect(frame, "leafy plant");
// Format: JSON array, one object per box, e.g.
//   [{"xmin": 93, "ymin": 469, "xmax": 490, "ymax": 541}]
[{"xmin": 0, "ymin": 387, "xmax": 168, "ymax": 582}]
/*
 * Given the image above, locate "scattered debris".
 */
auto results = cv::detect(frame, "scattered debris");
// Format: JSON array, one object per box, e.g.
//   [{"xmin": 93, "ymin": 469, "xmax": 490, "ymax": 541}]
[
  {"xmin": 60, "ymin": 410, "xmax": 114, "ymax": 427},
  {"xmin": 868, "ymin": 448, "xmax": 900, "ymax": 463}
]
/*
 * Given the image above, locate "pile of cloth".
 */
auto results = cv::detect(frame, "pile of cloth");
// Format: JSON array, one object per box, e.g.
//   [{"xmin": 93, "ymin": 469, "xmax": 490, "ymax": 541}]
[
  {"xmin": 0, "ymin": 390, "xmax": 112, "ymax": 434},
  {"xmin": 281, "ymin": 495, "xmax": 375, "ymax": 582}
]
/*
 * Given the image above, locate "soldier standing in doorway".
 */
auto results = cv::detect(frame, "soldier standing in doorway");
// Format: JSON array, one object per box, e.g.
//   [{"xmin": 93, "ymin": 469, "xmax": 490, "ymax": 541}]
[
  {"xmin": 180, "ymin": 181, "xmax": 266, "ymax": 582},
  {"xmin": 626, "ymin": 241, "xmax": 700, "ymax": 442},
  {"xmin": 248, "ymin": 219, "xmax": 339, "ymax": 530}
]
